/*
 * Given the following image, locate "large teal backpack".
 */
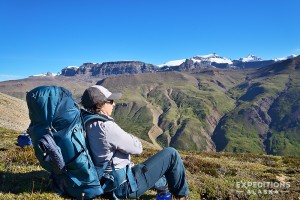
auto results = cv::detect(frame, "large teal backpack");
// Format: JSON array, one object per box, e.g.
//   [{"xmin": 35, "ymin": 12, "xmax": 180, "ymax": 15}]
[{"xmin": 26, "ymin": 86, "xmax": 109, "ymax": 199}]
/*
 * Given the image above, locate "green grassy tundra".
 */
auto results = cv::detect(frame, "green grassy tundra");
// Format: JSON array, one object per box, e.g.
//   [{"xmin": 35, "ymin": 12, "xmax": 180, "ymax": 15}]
[{"xmin": 0, "ymin": 128, "xmax": 299, "ymax": 200}]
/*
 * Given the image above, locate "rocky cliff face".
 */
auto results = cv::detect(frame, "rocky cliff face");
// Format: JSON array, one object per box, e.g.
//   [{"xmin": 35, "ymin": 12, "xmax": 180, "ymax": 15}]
[
  {"xmin": 232, "ymin": 60, "xmax": 276, "ymax": 69},
  {"xmin": 159, "ymin": 59, "xmax": 276, "ymax": 71},
  {"xmin": 60, "ymin": 59, "xmax": 279, "ymax": 78},
  {"xmin": 61, "ymin": 61, "xmax": 159, "ymax": 77},
  {"xmin": 175, "ymin": 59, "xmax": 277, "ymax": 70},
  {"xmin": 61, "ymin": 67, "xmax": 78, "ymax": 76},
  {"xmin": 179, "ymin": 59, "xmax": 213, "ymax": 70}
]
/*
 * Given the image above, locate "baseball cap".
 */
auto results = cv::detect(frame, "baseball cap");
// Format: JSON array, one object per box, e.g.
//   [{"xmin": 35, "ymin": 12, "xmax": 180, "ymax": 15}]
[{"xmin": 81, "ymin": 85, "xmax": 122, "ymax": 108}]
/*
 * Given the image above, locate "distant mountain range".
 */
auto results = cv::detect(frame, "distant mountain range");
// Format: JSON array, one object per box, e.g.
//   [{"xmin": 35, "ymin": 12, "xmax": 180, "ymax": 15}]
[
  {"xmin": 1, "ymin": 54, "xmax": 300, "ymax": 157},
  {"xmin": 158, "ymin": 53, "xmax": 298, "ymax": 67},
  {"xmin": 32, "ymin": 53, "xmax": 298, "ymax": 78}
]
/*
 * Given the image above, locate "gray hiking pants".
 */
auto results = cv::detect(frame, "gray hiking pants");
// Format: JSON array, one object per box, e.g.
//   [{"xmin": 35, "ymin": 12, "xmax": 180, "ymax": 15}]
[{"xmin": 117, "ymin": 147, "xmax": 189, "ymax": 198}]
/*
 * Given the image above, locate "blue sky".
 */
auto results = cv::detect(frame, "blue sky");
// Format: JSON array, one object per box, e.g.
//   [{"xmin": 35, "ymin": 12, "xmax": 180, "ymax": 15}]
[{"xmin": 1, "ymin": 0, "xmax": 300, "ymax": 81}]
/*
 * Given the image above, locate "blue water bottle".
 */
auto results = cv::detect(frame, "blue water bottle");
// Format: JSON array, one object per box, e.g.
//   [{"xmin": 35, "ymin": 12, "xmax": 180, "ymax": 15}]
[{"xmin": 156, "ymin": 186, "xmax": 171, "ymax": 200}]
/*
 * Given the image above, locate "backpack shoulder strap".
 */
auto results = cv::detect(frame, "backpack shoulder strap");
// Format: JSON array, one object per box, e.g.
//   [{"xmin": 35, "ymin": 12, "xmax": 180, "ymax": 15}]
[
  {"xmin": 81, "ymin": 109, "xmax": 137, "ymax": 195},
  {"xmin": 81, "ymin": 109, "xmax": 112, "ymax": 125}
]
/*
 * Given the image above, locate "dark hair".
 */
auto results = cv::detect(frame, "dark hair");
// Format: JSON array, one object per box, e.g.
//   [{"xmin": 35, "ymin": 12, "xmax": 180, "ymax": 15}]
[{"xmin": 87, "ymin": 102, "xmax": 106, "ymax": 114}]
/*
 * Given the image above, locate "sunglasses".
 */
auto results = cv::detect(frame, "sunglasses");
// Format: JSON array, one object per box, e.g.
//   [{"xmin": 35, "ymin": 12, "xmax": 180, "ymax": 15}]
[{"xmin": 106, "ymin": 100, "xmax": 114, "ymax": 105}]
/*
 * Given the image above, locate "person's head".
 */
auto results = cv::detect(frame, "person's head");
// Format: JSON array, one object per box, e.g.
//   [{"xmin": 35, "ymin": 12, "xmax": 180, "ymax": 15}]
[{"xmin": 81, "ymin": 85, "xmax": 122, "ymax": 116}]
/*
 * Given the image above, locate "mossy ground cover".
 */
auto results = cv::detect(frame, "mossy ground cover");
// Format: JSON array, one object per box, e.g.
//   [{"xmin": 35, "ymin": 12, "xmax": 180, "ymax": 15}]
[
  {"xmin": 1, "ymin": 128, "xmax": 299, "ymax": 199},
  {"xmin": 113, "ymin": 101, "xmax": 153, "ymax": 143}
]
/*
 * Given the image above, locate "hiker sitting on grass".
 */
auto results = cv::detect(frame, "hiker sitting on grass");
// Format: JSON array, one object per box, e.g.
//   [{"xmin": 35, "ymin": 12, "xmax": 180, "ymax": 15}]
[{"xmin": 81, "ymin": 85, "xmax": 189, "ymax": 199}]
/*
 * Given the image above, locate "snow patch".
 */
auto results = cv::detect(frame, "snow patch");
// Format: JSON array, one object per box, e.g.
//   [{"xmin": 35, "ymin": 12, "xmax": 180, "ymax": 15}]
[{"xmin": 158, "ymin": 59, "xmax": 186, "ymax": 67}]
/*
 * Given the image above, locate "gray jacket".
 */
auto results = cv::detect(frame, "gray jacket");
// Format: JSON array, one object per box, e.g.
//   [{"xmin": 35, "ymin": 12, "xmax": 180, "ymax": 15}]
[{"xmin": 86, "ymin": 117, "xmax": 143, "ymax": 170}]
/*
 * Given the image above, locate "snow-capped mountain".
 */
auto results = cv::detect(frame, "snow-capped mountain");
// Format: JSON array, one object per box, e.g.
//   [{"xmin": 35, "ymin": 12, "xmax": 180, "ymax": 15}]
[
  {"xmin": 158, "ymin": 53, "xmax": 298, "ymax": 69},
  {"xmin": 238, "ymin": 54, "xmax": 263, "ymax": 62},
  {"xmin": 158, "ymin": 53, "xmax": 233, "ymax": 67},
  {"xmin": 192, "ymin": 53, "xmax": 233, "ymax": 64},
  {"xmin": 31, "ymin": 72, "xmax": 60, "ymax": 77},
  {"xmin": 66, "ymin": 66, "xmax": 79, "ymax": 69},
  {"xmin": 30, "ymin": 53, "xmax": 299, "ymax": 78},
  {"xmin": 273, "ymin": 54, "xmax": 298, "ymax": 62}
]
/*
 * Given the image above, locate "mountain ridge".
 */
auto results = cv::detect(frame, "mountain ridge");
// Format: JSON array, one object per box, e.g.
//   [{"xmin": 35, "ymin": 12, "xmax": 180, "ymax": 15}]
[
  {"xmin": 27, "ymin": 53, "xmax": 298, "ymax": 79},
  {"xmin": 0, "ymin": 56, "xmax": 300, "ymax": 156}
]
